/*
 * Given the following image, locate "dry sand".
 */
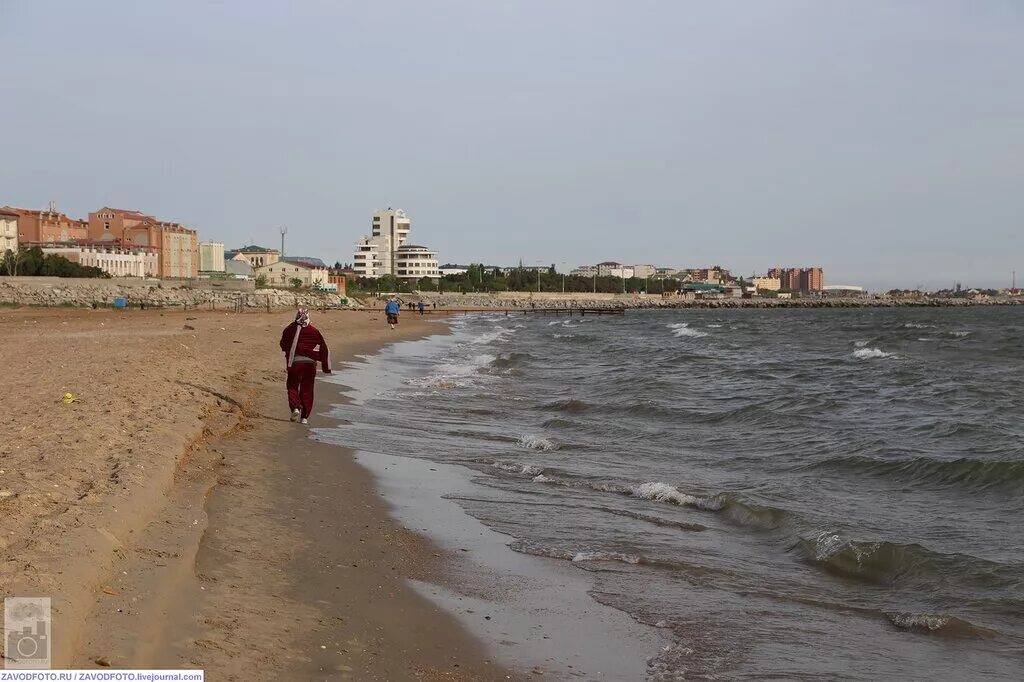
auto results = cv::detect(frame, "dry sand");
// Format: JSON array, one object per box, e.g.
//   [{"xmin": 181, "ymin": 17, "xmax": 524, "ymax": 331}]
[{"xmin": 0, "ymin": 306, "xmax": 514, "ymax": 680}]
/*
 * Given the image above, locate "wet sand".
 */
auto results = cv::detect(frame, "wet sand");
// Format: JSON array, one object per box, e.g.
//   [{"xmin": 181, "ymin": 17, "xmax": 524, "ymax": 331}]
[{"xmin": 0, "ymin": 307, "xmax": 512, "ymax": 679}]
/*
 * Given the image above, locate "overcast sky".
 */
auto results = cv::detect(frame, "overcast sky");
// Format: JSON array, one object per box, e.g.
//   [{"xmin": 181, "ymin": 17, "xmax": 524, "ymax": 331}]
[{"xmin": 2, "ymin": 0, "xmax": 1021, "ymax": 289}]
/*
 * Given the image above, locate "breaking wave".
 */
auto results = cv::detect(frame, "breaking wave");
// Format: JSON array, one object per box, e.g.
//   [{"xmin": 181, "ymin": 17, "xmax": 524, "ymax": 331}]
[
  {"xmin": 794, "ymin": 531, "xmax": 1019, "ymax": 588},
  {"xmin": 517, "ymin": 434, "xmax": 560, "ymax": 451},
  {"xmin": 886, "ymin": 612, "xmax": 997, "ymax": 638},
  {"xmin": 853, "ymin": 347, "xmax": 896, "ymax": 360},
  {"xmin": 491, "ymin": 461, "xmax": 545, "ymax": 477},
  {"xmin": 667, "ymin": 322, "xmax": 708, "ymax": 338}
]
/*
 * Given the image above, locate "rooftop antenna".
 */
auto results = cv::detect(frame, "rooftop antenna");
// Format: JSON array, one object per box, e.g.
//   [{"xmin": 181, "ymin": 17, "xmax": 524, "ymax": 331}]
[{"xmin": 280, "ymin": 225, "xmax": 288, "ymax": 256}]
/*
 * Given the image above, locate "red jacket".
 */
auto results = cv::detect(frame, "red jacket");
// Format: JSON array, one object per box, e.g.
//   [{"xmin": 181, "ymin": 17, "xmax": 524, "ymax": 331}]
[{"xmin": 280, "ymin": 322, "xmax": 331, "ymax": 372}]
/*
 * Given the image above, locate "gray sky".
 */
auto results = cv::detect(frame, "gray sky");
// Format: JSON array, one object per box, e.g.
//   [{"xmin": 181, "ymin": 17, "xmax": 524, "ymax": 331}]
[{"xmin": 2, "ymin": 0, "xmax": 1021, "ymax": 290}]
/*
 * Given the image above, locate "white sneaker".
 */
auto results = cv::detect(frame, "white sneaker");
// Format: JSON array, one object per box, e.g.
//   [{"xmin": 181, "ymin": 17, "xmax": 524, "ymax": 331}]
[
  {"xmin": 290, "ymin": 408, "xmax": 300, "ymax": 422},
  {"xmin": 300, "ymin": 418, "xmax": 308, "ymax": 425}
]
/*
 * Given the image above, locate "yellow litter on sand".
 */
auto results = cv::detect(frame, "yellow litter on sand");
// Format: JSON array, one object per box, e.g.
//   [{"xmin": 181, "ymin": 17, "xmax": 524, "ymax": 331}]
[{"xmin": 62, "ymin": 392, "xmax": 76, "ymax": 404}]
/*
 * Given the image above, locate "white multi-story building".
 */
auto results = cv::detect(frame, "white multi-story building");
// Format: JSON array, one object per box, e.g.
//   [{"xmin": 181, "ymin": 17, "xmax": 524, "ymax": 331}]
[
  {"xmin": 395, "ymin": 245, "xmax": 440, "ymax": 281},
  {"xmin": 199, "ymin": 241, "xmax": 225, "ymax": 272},
  {"xmin": 352, "ymin": 208, "xmax": 412, "ymax": 278},
  {"xmin": 0, "ymin": 209, "xmax": 18, "ymax": 255},
  {"xmin": 353, "ymin": 208, "xmax": 443, "ymax": 280}
]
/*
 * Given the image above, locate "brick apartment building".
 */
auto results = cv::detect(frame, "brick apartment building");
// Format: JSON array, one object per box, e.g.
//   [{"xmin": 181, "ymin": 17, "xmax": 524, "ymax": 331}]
[
  {"xmin": 2, "ymin": 206, "xmax": 88, "ymax": 244},
  {"xmin": 88, "ymin": 207, "xmax": 198, "ymax": 279},
  {"xmin": 768, "ymin": 267, "xmax": 824, "ymax": 293}
]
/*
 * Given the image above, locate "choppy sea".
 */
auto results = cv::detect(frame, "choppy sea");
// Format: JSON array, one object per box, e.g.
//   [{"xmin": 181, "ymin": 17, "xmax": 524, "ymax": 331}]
[{"xmin": 320, "ymin": 308, "xmax": 1024, "ymax": 680}]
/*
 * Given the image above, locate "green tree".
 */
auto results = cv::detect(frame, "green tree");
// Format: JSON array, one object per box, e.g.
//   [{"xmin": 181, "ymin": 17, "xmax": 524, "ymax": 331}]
[{"xmin": 290, "ymin": 277, "xmax": 303, "ymax": 289}]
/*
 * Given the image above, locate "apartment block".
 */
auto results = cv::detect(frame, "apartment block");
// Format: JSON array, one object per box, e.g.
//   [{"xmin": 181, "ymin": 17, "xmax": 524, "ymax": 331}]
[
  {"xmin": 88, "ymin": 207, "xmax": 198, "ymax": 279},
  {"xmin": 767, "ymin": 267, "xmax": 824, "ymax": 293},
  {"xmin": 3, "ymin": 206, "xmax": 88, "ymax": 244}
]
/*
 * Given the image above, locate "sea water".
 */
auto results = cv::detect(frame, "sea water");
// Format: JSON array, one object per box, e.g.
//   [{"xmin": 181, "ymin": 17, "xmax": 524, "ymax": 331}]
[{"xmin": 320, "ymin": 308, "xmax": 1024, "ymax": 680}]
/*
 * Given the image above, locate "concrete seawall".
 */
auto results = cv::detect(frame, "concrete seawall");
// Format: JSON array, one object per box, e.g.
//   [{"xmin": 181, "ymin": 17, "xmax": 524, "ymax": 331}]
[{"xmin": 0, "ymin": 277, "xmax": 345, "ymax": 309}]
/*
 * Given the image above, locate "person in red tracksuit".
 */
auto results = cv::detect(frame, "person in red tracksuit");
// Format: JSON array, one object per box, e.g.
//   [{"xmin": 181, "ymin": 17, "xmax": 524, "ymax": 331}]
[{"xmin": 279, "ymin": 307, "xmax": 332, "ymax": 424}]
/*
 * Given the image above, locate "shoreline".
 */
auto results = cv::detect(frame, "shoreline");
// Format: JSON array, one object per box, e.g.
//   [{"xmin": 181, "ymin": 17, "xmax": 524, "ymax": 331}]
[
  {"xmin": 0, "ymin": 308, "xmax": 514, "ymax": 679},
  {"xmin": 316, "ymin": 318, "xmax": 669, "ymax": 679}
]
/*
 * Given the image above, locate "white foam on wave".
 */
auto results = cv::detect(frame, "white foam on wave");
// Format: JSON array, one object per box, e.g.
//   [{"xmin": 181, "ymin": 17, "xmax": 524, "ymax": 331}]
[
  {"xmin": 854, "ymin": 339, "xmax": 870, "ymax": 348},
  {"xmin": 667, "ymin": 322, "xmax": 707, "ymax": 338},
  {"xmin": 902, "ymin": 322, "xmax": 934, "ymax": 329},
  {"xmin": 887, "ymin": 612, "xmax": 951, "ymax": 632},
  {"xmin": 471, "ymin": 326, "xmax": 517, "ymax": 345},
  {"xmin": 492, "ymin": 461, "xmax": 545, "ymax": 477},
  {"xmin": 407, "ymin": 353, "xmax": 496, "ymax": 388},
  {"xmin": 631, "ymin": 482, "xmax": 723, "ymax": 510},
  {"xmin": 951, "ymin": 330, "xmax": 971, "ymax": 338},
  {"xmin": 571, "ymin": 551, "xmax": 641, "ymax": 565},
  {"xmin": 518, "ymin": 434, "xmax": 560, "ymax": 451},
  {"xmin": 707, "ymin": 324, "xmax": 723, "ymax": 328},
  {"xmin": 532, "ymin": 473, "xmax": 552, "ymax": 483},
  {"xmin": 853, "ymin": 347, "xmax": 895, "ymax": 360}
]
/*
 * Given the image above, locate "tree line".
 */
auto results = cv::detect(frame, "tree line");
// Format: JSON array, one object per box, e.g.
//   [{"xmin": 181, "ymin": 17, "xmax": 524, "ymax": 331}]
[
  {"xmin": 344, "ymin": 263, "xmax": 690, "ymax": 295},
  {"xmin": 1, "ymin": 246, "xmax": 110, "ymax": 278}
]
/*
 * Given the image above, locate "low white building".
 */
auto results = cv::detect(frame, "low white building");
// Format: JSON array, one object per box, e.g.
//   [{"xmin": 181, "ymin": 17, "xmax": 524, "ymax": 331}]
[
  {"xmin": 632, "ymin": 264, "xmax": 656, "ymax": 278},
  {"xmin": 0, "ymin": 209, "xmax": 18, "ymax": 255},
  {"xmin": 254, "ymin": 258, "xmax": 329, "ymax": 288},
  {"xmin": 752, "ymin": 276, "xmax": 782, "ymax": 292},
  {"xmin": 395, "ymin": 244, "xmax": 440, "ymax": 281},
  {"xmin": 41, "ymin": 244, "xmax": 158, "ymax": 277},
  {"xmin": 609, "ymin": 266, "xmax": 635, "ymax": 279},
  {"xmin": 225, "ymin": 259, "xmax": 255, "ymax": 280},
  {"xmin": 571, "ymin": 265, "xmax": 598, "ymax": 277}
]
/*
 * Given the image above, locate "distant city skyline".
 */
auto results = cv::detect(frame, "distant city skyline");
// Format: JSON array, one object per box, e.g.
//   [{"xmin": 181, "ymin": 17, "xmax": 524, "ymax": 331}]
[{"xmin": 1, "ymin": 1, "xmax": 1020, "ymax": 290}]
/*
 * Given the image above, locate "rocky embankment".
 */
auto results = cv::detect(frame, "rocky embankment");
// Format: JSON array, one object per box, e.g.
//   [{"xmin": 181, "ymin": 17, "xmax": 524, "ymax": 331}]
[
  {"xmin": 412, "ymin": 293, "xmax": 1021, "ymax": 309},
  {"xmin": 0, "ymin": 278, "xmax": 349, "ymax": 309}
]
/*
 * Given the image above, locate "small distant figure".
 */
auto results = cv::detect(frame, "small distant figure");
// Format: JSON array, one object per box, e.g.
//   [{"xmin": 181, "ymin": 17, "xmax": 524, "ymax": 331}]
[
  {"xmin": 418, "ymin": 301, "xmax": 426, "ymax": 315},
  {"xmin": 384, "ymin": 297, "xmax": 400, "ymax": 329},
  {"xmin": 432, "ymin": 302, "xmax": 436, "ymax": 309},
  {"xmin": 279, "ymin": 307, "xmax": 332, "ymax": 425}
]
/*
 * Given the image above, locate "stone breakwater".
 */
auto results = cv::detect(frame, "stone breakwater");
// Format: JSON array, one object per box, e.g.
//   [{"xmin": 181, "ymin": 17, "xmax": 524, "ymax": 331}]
[
  {"xmin": 411, "ymin": 293, "xmax": 1022, "ymax": 310},
  {"xmin": 0, "ymin": 279, "xmax": 347, "ymax": 309}
]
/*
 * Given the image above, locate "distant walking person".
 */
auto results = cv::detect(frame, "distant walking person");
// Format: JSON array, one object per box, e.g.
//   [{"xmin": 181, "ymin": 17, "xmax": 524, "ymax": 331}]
[
  {"xmin": 418, "ymin": 301, "xmax": 426, "ymax": 315},
  {"xmin": 384, "ymin": 297, "xmax": 400, "ymax": 329},
  {"xmin": 280, "ymin": 308, "xmax": 331, "ymax": 424}
]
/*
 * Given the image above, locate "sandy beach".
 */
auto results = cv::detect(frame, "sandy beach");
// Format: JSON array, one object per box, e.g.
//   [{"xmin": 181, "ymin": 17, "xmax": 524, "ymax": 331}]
[{"xmin": 0, "ymin": 306, "xmax": 512, "ymax": 680}]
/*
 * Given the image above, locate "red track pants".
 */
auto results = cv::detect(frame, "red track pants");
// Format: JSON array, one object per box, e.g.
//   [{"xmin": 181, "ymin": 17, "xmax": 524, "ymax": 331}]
[{"xmin": 287, "ymin": 362, "xmax": 317, "ymax": 419}]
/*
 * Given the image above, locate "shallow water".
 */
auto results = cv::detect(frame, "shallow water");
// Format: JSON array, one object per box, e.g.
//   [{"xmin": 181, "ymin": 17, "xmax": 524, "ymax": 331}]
[{"xmin": 322, "ymin": 308, "xmax": 1024, "ymax": 680}]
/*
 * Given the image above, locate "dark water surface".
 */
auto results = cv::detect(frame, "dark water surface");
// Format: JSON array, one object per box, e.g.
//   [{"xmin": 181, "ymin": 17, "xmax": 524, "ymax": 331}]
[{"xmin": 322, "ymin": 308, "xmax": 1024, "ymax": 680}]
